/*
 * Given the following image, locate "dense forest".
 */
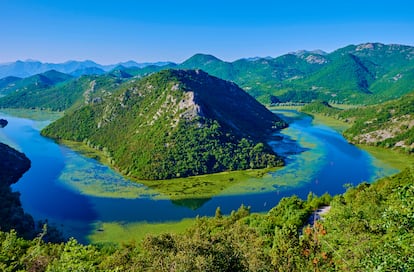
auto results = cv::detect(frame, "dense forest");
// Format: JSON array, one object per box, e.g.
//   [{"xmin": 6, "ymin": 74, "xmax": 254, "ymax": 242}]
[
  {"xmin": 1, "ymin": 166, "xmax": 412, "ymax": 271},
  {"xmin": 1, "ymin": 42, "xmax": 414, "ymax": 270},
  {"xmin": 42, "ymin": 70, "xmax": 287, "ymax": 180}
]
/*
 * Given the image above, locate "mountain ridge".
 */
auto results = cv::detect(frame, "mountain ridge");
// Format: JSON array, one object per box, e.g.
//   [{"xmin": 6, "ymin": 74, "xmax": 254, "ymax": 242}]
[
  {"xmin": 0, "ymin": 59, "xmax": 174, "ymax": 79},
  {"xmin": 1, "ymin": 42, "xmax": 413, "ymax": 107}
]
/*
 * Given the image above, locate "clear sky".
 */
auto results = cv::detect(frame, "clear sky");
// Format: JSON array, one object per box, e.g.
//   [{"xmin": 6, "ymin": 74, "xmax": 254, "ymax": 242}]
[{"xmin": 1, "ymin": 0, "xmax": 413, "ymax": 64}]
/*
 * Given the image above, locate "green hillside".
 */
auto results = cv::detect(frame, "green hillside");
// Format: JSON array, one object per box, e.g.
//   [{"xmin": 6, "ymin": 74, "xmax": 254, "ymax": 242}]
[
  {"xmin": 3, "ymin": 70, "xmax": 72, "ymax": 93},
  {"xmin": 302, "ymin": 92, "xmax": 414, "ymax": 153},
  {"xmin": 343, "ymin": 93, "xmax": 414, "ymax": 152},
  {"xmin": 0, "ymin": 73, "xmax": 124, "ymax": 111},
  {"xmin": 42, "ymin": 69, "xmax": 287, "ymax": 180},
  {"xmin": 0, "ymin": 43, "xmax": 413, "ymax": 110},
  {"xmin": 174, "ymin": 43, "xmax": 414, "ymax": 104},
  {"xmin": 0, "ymin": 76, "xmax": 22, "ymax": 96},
  {"xmin": 0, "ymin": 70, "xmax": 74, "ymax": 109}
]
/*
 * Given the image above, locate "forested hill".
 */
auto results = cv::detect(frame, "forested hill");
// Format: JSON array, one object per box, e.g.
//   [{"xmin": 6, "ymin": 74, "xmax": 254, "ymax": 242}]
[
  {"xmin": 110, "ymin": 43, "xmax": 413, "ymax": 105},
  {"xmin": 0, "ymin": 72, "xmax": 126, "ymax": 111},
  {"xmin": 0, "ymin": 142, "xmax": 34, "ymax": 237},
  {"xmin": 1, "ymin": 43, "xmax": 413, "ymax": 110},
  {"xmin": 0, "ymin": 70, "xmax": 72, "ymax": 97},
  {"xmin": 133, "ymin": 42, "xmax": 414, "ymax": 104},
  {"xmin": 302, "ymin": 91, "xmax": 414, "ymax": 153},
  {"xmin": 42, "ymin": 69, "xmax": 287, "ymax": 180}
]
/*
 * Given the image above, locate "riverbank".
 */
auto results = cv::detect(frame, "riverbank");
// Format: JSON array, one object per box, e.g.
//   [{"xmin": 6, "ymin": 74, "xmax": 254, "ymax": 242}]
[
  {"xmin": 1, "ymin": 108, "xmax": 399, "ymax": 245},
  {"xmin": 298, "ymin": 109, "xmax": 414, "ymax": 170}
]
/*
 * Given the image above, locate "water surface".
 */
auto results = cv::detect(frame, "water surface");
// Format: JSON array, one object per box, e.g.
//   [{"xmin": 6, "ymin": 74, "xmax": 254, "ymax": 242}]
[{"xmin": 0, "ymin": 110, "xmax": 398, "ymax": 242}]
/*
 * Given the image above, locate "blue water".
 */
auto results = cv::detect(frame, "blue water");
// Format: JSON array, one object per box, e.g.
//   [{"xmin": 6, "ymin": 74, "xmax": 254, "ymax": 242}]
[{"xmin": 0, "ymin": 110, "xmax": 398, "ymax": 243}]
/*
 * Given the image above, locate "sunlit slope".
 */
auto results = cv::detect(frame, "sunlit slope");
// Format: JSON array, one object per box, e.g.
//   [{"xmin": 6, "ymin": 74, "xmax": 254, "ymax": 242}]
[{"xmin": 42, "ymin": 69, "xmax": 287, "ymax": 180}]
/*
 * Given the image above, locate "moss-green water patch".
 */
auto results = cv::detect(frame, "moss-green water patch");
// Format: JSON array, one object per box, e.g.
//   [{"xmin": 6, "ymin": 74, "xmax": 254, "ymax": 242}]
[
  {"xmin": 222, "ymin": 113, "xmax": 328, "ymax": 195},
  {"xmin": 139, "ymin": 167, "xmax": 281, "ymax": 200},
  {"xmin": 57, "ymin": 139, "xmax": 287, "ymax": 200},
  {"xmin": 308, "ymin": 113, "xmax": 351, "ymax": 133},
  {"xmin": 0, "ymin": 108, "xmax": 63, "ymax": 122},
  {"xmin": 57, "ymin": 146, "xmax": 159, "ymax": 199},
  {"xmin": 60, "ymin": 140, "xmax": 112, "ymax": 166},
  {"xmin": 54, "ymin": 110, "xmax": 327, "ymax": 201},
  {"xmin": 88, "ymin": 218, "xmax": 195, "ymax": 244},
  {"xmin": 267, "ymin": 105, "xmax": 302, "ymax": 111},
  {"xmin": 360, "ymin": 145, "xmax": 414, "ymax": 171},
  {"xmin": 55, "ymin": 139, "xmax": 290, "ymax": 200}
]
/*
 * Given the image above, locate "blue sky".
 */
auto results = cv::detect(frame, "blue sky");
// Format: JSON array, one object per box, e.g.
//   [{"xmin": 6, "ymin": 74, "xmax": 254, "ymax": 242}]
[{"xmin": 1, "ymin": 0, "xmax": 413, "ymax": 64}]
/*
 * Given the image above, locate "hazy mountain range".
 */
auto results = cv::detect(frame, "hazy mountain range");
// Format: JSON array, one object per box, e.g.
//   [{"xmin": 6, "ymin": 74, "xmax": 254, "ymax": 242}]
[
  {"xmin": 1, "ymin": 42, "xmax": 413, "ymax": 108},
  {"xmin": 0, "ymin": 60, "xmax": 173, "ymax": 78}
]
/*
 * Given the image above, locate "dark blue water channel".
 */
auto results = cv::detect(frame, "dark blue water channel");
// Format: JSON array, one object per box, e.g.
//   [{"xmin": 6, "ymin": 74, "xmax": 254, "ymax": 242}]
[{"xmin": 0, "ymin": 110, "xmax": 398, "ymax": 243}]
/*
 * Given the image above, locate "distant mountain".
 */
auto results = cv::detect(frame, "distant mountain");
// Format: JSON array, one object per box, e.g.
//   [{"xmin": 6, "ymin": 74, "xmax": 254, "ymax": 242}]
[
  {"xmin": 113, "ymin": 60, "xmax": 174, "ymax": 69},
  {"xmin": 174, "ymin": 43, "xmax": 414, "ymax": 104},
  {"xmin": 70, "ymin": 67, "xmax": 106, "ymax": 77},
  {"xmin": 0, "ymin": 72, "xmax": 125, "ymax": 111},
  {"xmin": 0, "ymin": 70, "xmax": 73, "ymax": 98},
  {"xmin": 288, "ymin": 49, "xmax": 328, "ymax": 57},
  {"xmin": 0, "ymin": 60, "xmax": 176, "ymax": 79},
  {"xmin": 2, "ymin": 42, "xmax": 413, "ymax": 106},
  {"xmin": 0, "ymin": 60, "xmax": 100, "ymax": 78},
  {"xmin": 180, "ymin": 54, "xmax": 236, "ymax": 80},
  {"xmin": 107, "ymin": 67, "xmax": 134, "ymax": 79},
  {"xmin": 42, "ymin": 69, "xmax": 287, "ymax": 180},
  {"xmin": 301, "ymin": 53, "xmax": 376, "ymax": 94},
  {"xmin": 0, "ymin": 76, "xmax": 21, "ymax": 96}
]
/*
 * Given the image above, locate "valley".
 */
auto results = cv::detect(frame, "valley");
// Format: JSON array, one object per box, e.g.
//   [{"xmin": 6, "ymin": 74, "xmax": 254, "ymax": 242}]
[
  {"xmin": 1, "ymin": 42, "xmax": 413, "ymax": 271},
  {"xmin": 0, "ymin": 108, "xmax": 401, "ymax": 244}
]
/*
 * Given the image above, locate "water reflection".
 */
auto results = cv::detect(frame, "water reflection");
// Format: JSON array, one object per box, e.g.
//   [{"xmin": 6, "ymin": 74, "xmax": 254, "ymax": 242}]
[{"xmin": 1, "ymin": 109, "xmax": 398, "ymax": 242}]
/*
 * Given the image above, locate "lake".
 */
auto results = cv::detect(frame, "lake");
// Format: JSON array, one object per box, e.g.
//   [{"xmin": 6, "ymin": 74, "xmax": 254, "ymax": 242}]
[{"xmin": 0, "ymin": 109, "xmax": 398, "ymax": 243}]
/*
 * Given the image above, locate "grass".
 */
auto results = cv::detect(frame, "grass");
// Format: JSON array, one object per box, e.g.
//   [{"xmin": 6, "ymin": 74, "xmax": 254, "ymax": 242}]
[
  {"xmin": 88, "ymin": 218, "xmax": 196, "ymax": 245},
  {"xmin": 0, "ymin": 108, "xmax": 63, "ymax": 121},
  {"xmin": 267, "ymin": 105, "xmax": 302, "ymax": 111},
  {"xmin": 58, "ymin": 139, "xmax": 284, "ymax": 200},
  {"xmin": 358, "ymin": 145, "xmax": 414, "ymax": 171},
  {"xmin": 60, "ymin": 139, "xmax": 113, "ymax": 165},
  {"xmin": 139, "ymin": 167, "xmax": 281, "ymax": 200},
  {"xmin": 310, "ymin": 113, "xmax": 351, "ymax": 133},
  {"xmin": 269, "ymin": 105, "xmax": 351, "ymax": 133}
]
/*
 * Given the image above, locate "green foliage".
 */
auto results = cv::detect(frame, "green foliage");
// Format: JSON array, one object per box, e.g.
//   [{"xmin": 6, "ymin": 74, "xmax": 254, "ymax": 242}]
[
  {"xmin": 0, "ymin": 76, "xmax": 21, "ymax": 95},
  {"xmin": 342, "ymin": 92, "xmax": 414, "ymax": 153},
  {"xmin": 42, "ymin": 69, "xmax": 286, "ymax": 180},
  {"xmin": 176, "ymin": 43, "xmax": 414, "ymax": 105},
  {"xmin": 2, "ymin": 167, "xmax": 414, "ymax": 271},
  {"xmin": 302, "ymin": 92, "xmax": 414, "ymax": 154},
  {"xmin": 1, "ymin": 43, "xmax": 413, "ymax": 110},
  {"xmin": 321, "ymin": 167, "xmax": 414, "ymax": 270},
  {"xmin": 0, "ymin": 73, "xmax": 123, "ymax": 111},
  {"xmin": 0, "ymin": 70, "xmax": 73, "ymax": 107}
]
